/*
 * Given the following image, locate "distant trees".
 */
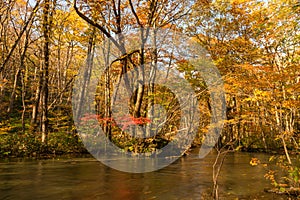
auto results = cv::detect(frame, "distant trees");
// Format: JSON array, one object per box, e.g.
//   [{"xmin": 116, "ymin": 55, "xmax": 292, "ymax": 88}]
[
  {"xmin": 0, "ymin": 0, "xmax": 89, "ymax": 147},
  {"xmin": 190, "ymin": 0, "xmax": 300, "ymax": 151},
  {"xmin": 190, "ymin": 0, "xmax": 300, "ymax": 197},
  {"xmin": 73, "ymin": 0, "xmax": 196, "ymax": 152},
  {"xmin": 0, "ymin": 0, "xmax": 298, "ymax": 159}
]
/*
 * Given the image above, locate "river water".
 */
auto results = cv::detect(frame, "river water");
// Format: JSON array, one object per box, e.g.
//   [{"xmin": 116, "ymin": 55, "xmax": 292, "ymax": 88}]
[{"xmin": 0, "ymin": 149, "xmax": 286, "ymax": 199}]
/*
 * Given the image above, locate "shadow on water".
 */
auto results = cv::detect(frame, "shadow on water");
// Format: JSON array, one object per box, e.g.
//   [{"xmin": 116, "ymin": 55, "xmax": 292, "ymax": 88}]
[{"xmin": 0, "ymin": 149, "xmax": 287, "ymax": 199}]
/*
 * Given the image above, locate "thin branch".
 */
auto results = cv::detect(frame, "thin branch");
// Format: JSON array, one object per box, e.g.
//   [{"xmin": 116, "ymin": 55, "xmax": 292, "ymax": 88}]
[
  {"xmin": 109, "ymin": 49, "xmax": 140, "ymax": 68},
  {"xmin": 128, "ymin": 0, "xmax": 142, "ymax": 27},
  {"xmin": 48, "ymin": 75, "xmax": 77, "ymax": 111}
]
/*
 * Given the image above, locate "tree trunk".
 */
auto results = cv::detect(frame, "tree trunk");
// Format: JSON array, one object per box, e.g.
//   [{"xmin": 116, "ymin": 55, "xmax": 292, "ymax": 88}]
[
  {"xmin": 41, "ymin": 0, "xmax": 51, "ymax": 143},
  {"xmin": 7, "ymin": 68, "xmax": 20, "ymax": 114},
  {"xmin": 30, "ymin": 61, "xmax": 42, "ymax": 132},
  {"xmin": 76, "ymin": 27, "xmax": 96, "ymax": 121}
]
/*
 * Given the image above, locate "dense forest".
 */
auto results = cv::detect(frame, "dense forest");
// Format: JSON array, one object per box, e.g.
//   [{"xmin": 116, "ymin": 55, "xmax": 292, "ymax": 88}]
[{"xmin": 0, "ymin": 0, "xmax": 299, "ymax": 194}]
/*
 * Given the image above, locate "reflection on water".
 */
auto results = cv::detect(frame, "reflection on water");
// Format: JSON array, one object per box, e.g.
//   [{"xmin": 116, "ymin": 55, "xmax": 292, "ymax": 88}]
[{"xmin": 0, "ymin": 149, "xmax": 285, "ymax": 199}]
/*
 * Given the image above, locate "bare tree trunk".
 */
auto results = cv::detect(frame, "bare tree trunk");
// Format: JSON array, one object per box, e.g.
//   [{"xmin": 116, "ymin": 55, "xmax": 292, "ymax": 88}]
[
  {"xmin": 21, "ymin": 71, "xmax": 26, "ymax": 133},
  {"xmin": 104, "ymin": 39, "xmax": 112, "ymax": 140},
  {"xmin": 41, "ymin": 0, "xmax": 52, "ymax": 143},
  {"xmin": 7, "ymin": 68, "xmax": 20, "ymax": 114},
  {"xmin": 281, "ymin": 135, "xmax": 292, "ymax": 165},
  {"xmin": 212, "ymin": 147, "xmax": 232, "ymax": 200},
  {"xmin": 146, "ymin": 29, "xmax": 158, "ymax": 137},
  {"xmin": 257, "ymin": 101, "xmax": 268, "ymax": 151},
  {"xmin": 76, "ymin": 27, "xmax": 96, "ymax": 121},
  {"xmin": 30, "ymin": 61, "xmax": 42, "ymax": 132},
  {"xmin": 20, "ymin": 28, "xmax": 31, "ymax": 133}
]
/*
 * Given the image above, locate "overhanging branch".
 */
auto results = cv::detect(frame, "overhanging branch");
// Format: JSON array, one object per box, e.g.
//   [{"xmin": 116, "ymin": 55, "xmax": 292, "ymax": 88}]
[{"xmin": 73, "ymin": 0, "xmax": 122, "ymax": 51}]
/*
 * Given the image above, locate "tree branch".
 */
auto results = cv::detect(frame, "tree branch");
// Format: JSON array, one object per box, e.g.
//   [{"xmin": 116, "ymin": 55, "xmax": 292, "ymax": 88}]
[
  {"xmin": 73, "ymin": 0, "xmax": 122, "ymax": 51},
  {"xmin": 128, "ymin": 0, "xmax": 142, "ymax": 27}
]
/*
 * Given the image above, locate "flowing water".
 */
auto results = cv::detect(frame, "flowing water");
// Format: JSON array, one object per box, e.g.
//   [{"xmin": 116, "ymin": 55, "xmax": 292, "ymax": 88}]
[{"xmin": 0, "ymin": 149, "xmax": 286, "ymax": 199}]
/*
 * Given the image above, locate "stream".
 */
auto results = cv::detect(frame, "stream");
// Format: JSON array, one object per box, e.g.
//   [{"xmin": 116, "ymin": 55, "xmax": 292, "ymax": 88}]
[{"xmin": 0, "ymin": 149, "xmax": 286, "ymax": 199}]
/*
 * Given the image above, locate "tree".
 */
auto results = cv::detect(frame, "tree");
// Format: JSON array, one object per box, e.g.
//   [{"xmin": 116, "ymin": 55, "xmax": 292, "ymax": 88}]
[
  {"xmin": 73, "ymin": 0, "xmax": 195, "ymax": 152},
  {"xmin": 0, "ymin": 0, "xmax": 91, "ymax": 155},
  {"xmin": 190, "ymin": 0, "xmax": 300, "ymax": 150},
  {"xmin": 190, "ymin": 0, "xmax": 300, "ymax": 196}
]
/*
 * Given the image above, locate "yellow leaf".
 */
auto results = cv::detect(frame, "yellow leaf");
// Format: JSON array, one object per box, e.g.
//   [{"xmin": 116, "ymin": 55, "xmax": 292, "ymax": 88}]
[{"xmin": 250, "ymin": 157, "xmax": 260, "ymax": 166}]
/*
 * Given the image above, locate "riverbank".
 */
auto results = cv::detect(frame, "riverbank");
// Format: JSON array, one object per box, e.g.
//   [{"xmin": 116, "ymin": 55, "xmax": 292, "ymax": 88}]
[
  {"xmin": 0, "ymin": 131, "xmax": 88, "ymax": 159},
  {"xmin": 1, "ymin": 131, "xmax": 298, "ymax": 159}
]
